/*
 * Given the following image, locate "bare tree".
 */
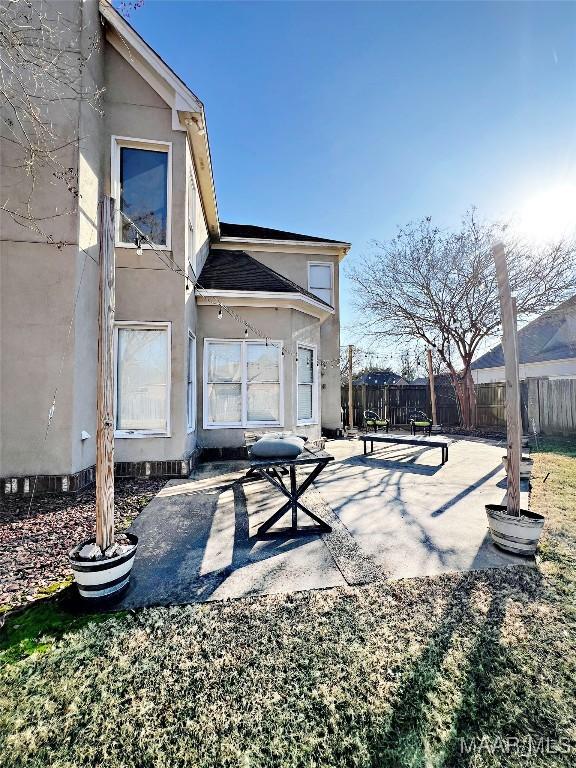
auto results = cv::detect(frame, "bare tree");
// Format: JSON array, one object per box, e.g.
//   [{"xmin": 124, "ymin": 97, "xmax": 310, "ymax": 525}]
[
  {"xmin": 0, "ymin": 0, "xmax": 106, "ymax": 244},
  {"xmin": 348, "ymin": 211, "xmax": 576, "ymax": 428},
  {"xmin": 0, "ymin": 0, "xmax": 143, "ymax": 245}
]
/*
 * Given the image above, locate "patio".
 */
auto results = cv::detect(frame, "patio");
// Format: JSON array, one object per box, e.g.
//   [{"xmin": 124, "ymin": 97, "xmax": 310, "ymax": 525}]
[{"xmin": 115, "ymin": 435, "xmax": 529, "ymax": 609}]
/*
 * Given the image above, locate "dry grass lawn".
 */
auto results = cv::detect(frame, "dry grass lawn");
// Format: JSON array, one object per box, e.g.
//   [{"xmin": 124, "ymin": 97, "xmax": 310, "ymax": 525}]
[{"xmin": 0, "ymin": 440, "xmax": 575, "ymax": 768}]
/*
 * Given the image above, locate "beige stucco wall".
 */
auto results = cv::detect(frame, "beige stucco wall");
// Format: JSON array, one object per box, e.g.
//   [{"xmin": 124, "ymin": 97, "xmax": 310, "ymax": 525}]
[
  {"xmin": 196, "ymin": 305, "xmax": 322, "ymax": 448},
  {"xmin": 0, "ymin": 0, "xmax": 102, "ymax": 477},
  {"xmin": 104, "ymin": 41, "xmax": 208, "ymax": 463}
]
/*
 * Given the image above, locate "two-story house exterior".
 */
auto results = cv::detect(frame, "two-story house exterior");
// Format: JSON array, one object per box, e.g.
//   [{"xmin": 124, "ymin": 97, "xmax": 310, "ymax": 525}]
[{"xmin": 0, "ymin": 0, "xmax": 349, "ymax": 495}]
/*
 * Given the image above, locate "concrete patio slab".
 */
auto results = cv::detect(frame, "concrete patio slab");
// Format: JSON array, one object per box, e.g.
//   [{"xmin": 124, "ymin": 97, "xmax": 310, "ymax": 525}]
[
  {"xmin": 314, "ymin": 436, "xmax": 531, "ymax": 579},
  {"xmin": 115, "ymin": 435, "xmax": 532, "ymax": 609}
]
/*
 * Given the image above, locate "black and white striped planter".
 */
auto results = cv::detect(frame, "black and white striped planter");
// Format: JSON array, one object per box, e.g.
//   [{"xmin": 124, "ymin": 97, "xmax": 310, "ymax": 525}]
[
  {"xmin": 485, "ymin": 504, "xmax": 544, "ymax": 556},
  {"xmin": 69, "ymin": 534, "xmax": 138, "ymax": 599}
]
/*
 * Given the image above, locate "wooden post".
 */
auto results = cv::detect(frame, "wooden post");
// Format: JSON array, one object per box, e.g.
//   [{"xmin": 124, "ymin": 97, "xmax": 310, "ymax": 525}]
[
  {"xmin": 427, "ymin": 348, "xmax": 437, "ymax": 426},
  {"xmin": 95, "ymin": 196, "xmax": 116, "ymax": 551},
  {"xmin": 348, "ymin": 344, "xmax": 354, "ymax": 429},
  {"xmin": 493, "ymin": 242, "xmax": 521, "ymax": 517}
]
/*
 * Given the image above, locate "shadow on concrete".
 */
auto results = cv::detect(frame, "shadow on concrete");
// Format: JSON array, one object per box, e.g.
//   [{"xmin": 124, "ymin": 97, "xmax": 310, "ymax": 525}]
[
  {"xmin": 117, "ymin": 476, "xmax": 320, "ymax": 609},
  {"xmin": 429, "ymin": 464, "xmax": 503, "ymax": 517}
]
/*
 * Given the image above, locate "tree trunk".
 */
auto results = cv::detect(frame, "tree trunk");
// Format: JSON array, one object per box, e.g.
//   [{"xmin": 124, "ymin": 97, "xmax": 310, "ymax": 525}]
[{"xmin": 449, "ymin": 365, "xmax": 477, "ymax": 430}]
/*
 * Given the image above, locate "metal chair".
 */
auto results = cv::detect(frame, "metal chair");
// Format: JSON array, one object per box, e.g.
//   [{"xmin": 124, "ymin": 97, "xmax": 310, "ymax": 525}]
[
  {"xmin": 363, "ymin": 410, "xmax": 390, "ymax": 433},
  {"xmin": 409, "ymin": 410, "xmax": 432, "ymax": 436}
]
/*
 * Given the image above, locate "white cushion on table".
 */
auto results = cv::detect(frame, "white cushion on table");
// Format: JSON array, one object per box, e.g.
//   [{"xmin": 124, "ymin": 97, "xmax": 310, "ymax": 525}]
[{"xmin": 250, "ymin": 435, "xmax": 305, "ymax": 459}]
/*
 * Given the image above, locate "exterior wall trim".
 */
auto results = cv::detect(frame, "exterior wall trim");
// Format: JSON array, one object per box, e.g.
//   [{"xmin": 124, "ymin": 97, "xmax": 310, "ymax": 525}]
[{"xmin": 196, "ymin": 290, "xmax": 334, "ymax": 319}]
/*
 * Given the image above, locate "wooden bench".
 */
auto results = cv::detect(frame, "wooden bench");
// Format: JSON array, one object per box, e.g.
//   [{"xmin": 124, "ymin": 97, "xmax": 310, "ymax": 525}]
[{"xmin": 359, "ymin": 432, "xmax": 449, "ymax": 464}]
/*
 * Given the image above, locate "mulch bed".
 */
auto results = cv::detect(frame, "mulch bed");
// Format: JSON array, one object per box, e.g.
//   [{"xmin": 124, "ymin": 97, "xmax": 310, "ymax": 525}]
[{"xmin": 0, "ymin": 478, "xmax": 165, "ymax": 610}]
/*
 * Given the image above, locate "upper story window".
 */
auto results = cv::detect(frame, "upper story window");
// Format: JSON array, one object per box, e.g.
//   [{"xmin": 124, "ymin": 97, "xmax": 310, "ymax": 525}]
[
  {"xmin": 111, "ymin": 136, "xmax": 172, "ymax": 249},
  {"xmin": 308, "ymin": 262, "xmax": 333, "ymax": 306},
  {"xmin": 187, "ymin": 170, "xmax": 197, "ymax": 275}
]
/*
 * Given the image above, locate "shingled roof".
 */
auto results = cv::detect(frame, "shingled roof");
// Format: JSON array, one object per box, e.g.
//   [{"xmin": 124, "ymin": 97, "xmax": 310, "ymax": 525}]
[
  {"xmin": 472, "ymin": 295, "xmax": 576, "ymax": 370},
  {"xmin": 198, "ymin": 249, "xmax": 334, "ymax": 308},
  {"xmin": 219, "ymin": 222, "xmax": 348, "ymax": 245}
]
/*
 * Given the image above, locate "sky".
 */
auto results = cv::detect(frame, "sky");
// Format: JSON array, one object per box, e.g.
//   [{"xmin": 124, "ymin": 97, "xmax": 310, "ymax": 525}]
[{"xmin": 122, "ymin": 0, "xmax": 576, "ymax": 370}]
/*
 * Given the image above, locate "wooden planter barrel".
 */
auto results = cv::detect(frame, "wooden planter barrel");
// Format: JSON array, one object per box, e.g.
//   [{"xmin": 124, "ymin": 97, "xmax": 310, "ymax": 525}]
[
  {"xmin": 69, "ymin": 534, "xmax": 138, "ymax": 599},
  {"xmin": 485, "ymin": 504, "xmax": 544, "ymax": 556}
]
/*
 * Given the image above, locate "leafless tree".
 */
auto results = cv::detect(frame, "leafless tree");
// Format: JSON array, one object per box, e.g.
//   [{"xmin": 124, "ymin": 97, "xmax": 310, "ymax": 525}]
[
  {"xmin": 0, "ymin": 0, "xmax": 106, "ymax": 245},
  {"xmin": 0, "ymin": 0, "xmax": 143, "ymax": 246},
  {"xmin": 347, "ymin": 211, "xmax": 576, "ymax": 428}
]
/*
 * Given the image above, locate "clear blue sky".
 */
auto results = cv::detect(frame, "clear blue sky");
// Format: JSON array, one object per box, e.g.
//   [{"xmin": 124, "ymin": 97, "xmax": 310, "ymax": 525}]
[{"xmin": 123, "ymin": 0, "xmax": 576, "ymax": 365}]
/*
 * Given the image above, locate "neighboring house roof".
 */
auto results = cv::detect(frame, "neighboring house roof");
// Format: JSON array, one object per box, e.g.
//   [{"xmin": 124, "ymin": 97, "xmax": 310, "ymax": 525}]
[
  {"xmin": 353, "ymin": 371, "xmax": 407, "ymax": 386},
  {"xmin": 410, "ymin": 374, "xmax": 453, "ymax": 387},
  {"xmin": 219, "ymin": 222, "xmax": 350, "ymax": 246},
  {"xmin": 198, "ymin": 249, "xmax": 334, "ymax": 309},
  {"xmin": 471, "ymin": 295, "xmax": 576, "ymax": 370}
]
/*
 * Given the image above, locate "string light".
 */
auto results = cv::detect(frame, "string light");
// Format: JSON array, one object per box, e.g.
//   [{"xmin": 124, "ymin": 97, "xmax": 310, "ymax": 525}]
[{"xmin": 120, "ymin": 211, "xmax": 342, "ymax": 367}]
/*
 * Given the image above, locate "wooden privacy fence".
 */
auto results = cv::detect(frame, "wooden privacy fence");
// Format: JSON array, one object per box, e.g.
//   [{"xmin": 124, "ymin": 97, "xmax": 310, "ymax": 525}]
[
  {"xmin": 342, "ymin": 378, "xmax": 576, "ymax": 435},
  {"xmin": 341, "ymin": 383, "xmax": 460, "ymax": 428}
]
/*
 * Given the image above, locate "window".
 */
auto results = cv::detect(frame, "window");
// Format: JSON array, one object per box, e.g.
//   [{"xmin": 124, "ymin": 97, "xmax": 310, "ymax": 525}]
[
  {"xmin": 112, "ymin": 137, "xmax": 172, "ymax": 249},
  {"xmin": 115, "ymin": 323, "xmax": 171, "ymax": 437},
  {"xmin": 187, "ymin": 333, "xmax": 196, "ymax": 432},
  {"xmin": 297, "ymin": 345, "xmax": 317, "ymax": 424},
  {"xmin": 204, "ymin": 340, "xmax": 283, "ymax": 428},
  {"xmin": 308, "ymin": 263, "xmax": 333, "ymax": 306},
  {"xmin": 187, "ymin": 171, "xmax": 197, "ymax": 276}
]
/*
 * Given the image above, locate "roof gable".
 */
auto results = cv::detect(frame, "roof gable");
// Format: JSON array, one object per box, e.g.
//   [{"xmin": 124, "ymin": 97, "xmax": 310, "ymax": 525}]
[
  {"xmin": 198, "ymin": 249, "xmax": 333, "ymax": 308},
  {"xmin": 472, "ymin": 295, "xmax": 576, "ymax": 370}
]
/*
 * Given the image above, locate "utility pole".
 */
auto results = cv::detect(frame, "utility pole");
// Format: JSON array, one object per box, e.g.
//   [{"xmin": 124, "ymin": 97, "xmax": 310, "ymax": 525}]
[
  {"xmin": 427, "ymin": 347, "xmax": 437, "ymax": 427},
  {"xmin": 348, "ymin": 344, "xmax": 354, "ymax": 430},
  {"xmin": 95, "ymin": 196, "xmax": 116, "ymax": 551},
  {"xmin": 493, "ymin": 242, "xmax": 521, "ymax": 517}
]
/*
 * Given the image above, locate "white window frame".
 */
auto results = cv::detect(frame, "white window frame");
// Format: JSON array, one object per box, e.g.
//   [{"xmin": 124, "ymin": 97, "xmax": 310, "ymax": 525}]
[
  {"xmin": 187, "ymin": 170, "xmax": 197, "ymax": 277},
  {"xmin": 111, "ymin": 135, "xmax": 172, "ymax": 250},
  {"xmin": 114, "ymin": 321, "xmax": 172, "ymax": 438},
  {"xmin": 203, "ymin": 338, "xmax": 284, "ymax": 429},
  {"xmin": 187, "ymin": 331, "xmax": 196, "ymax": 433},
  {"xmin": 307, "ymin": 261, "xmax": 334, "ymax": 306},
  {"xmin": 296, "ymin": 344, "xmax": 319, "ymax": 426}
]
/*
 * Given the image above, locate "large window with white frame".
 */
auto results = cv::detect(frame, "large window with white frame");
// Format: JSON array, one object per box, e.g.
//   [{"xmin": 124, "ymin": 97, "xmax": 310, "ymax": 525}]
[
  {"xmin": 297, "ymin": 345, "xmax": 318, "ymax": 424},
  {"xmin": 204, "ymin": 340, "xmax": 283, "ymax": 428},
  {"xmin": 308, "ymin": 262, "xmax": 333, "ymax": 306},
  {"xmin": 187, "ymin": 332, "xmax": 196, "ymax": 432},
  {"xmin": 115, "ymin": 322, "xmax": 171, "ymax": 437},
  {"xmin": 111, "ymin": 136, "xmax": 172, "ymax": 249}
]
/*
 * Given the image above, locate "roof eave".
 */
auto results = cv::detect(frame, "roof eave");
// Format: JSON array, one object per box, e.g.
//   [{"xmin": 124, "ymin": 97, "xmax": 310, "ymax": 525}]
[
  {"xmin": 195, "ymin": 289, "xmax": 334, "ymax": 320},
  {"xmin": 216, "ymin": 237, "xmax": 350, "ymax": 260},
  {"xmin": 99, "ymin": 0, "xmax": 220, "ymax": 238}
]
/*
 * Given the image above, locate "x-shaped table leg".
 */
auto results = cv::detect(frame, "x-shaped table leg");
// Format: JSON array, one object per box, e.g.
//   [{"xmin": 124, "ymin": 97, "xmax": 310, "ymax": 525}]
[{"xmin": 256, "ymin": 461, "xmax": 332, "ymax": 536}]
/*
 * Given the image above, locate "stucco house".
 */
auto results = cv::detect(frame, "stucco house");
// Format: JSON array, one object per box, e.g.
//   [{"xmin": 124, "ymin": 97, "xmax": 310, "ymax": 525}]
[
  {"xmin": 471, "ymin": 296, "xmax": 576, "ymax": 384},
  {"xmin": 0, "ymin": 0, "xmax": 349, "ymax": 495}
]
